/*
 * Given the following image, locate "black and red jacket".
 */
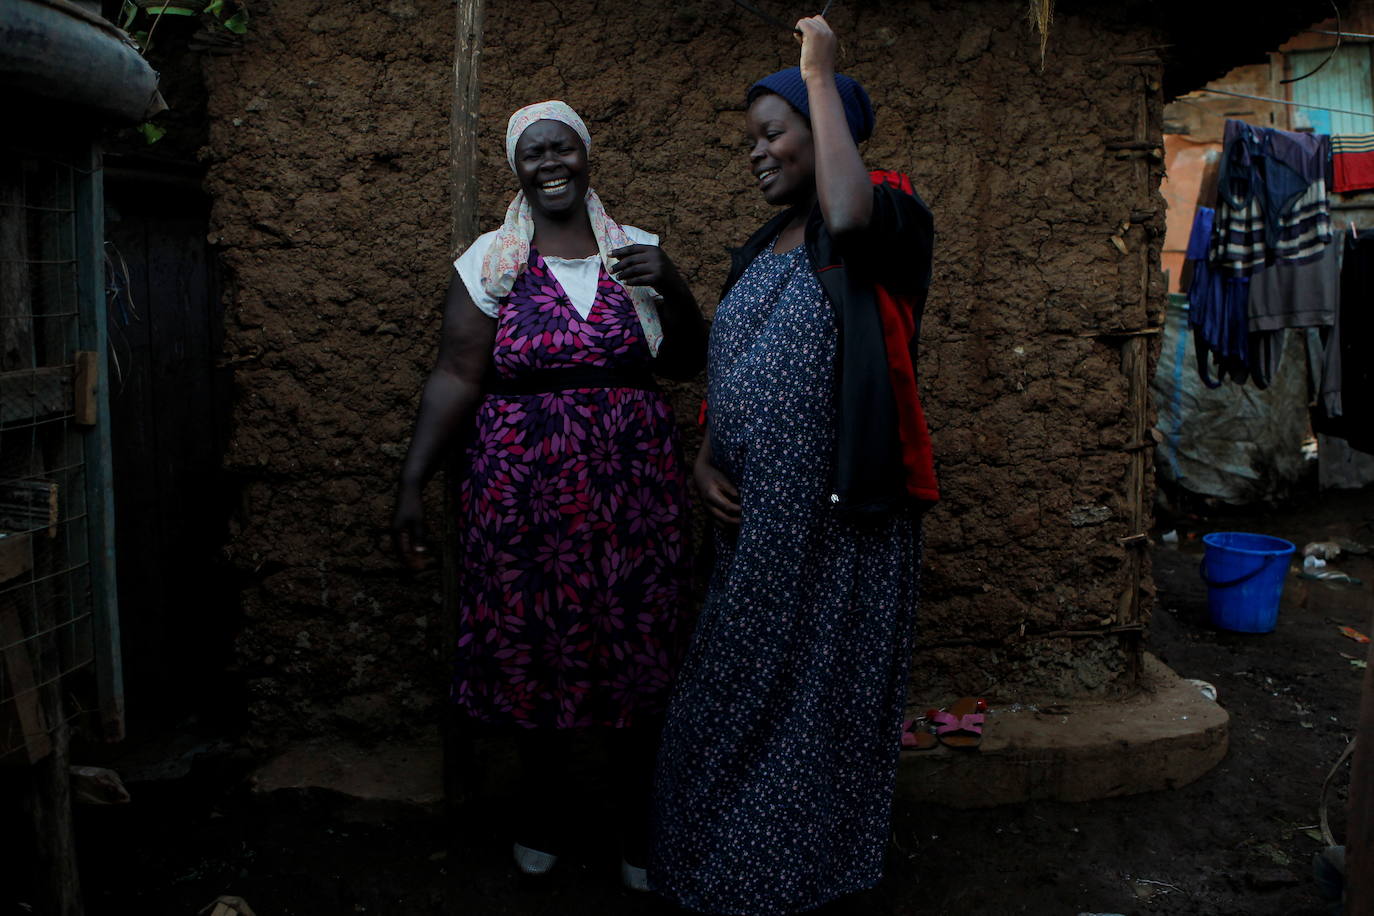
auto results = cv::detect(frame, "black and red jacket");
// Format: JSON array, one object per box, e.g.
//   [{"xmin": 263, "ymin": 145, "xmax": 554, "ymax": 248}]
[{"xmin": 715, "ymin": 169, "xmax": 938, "ymax": 514}]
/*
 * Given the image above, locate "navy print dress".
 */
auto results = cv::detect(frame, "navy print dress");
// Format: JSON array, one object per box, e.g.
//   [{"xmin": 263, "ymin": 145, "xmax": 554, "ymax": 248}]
[{"xmin": 651, "ymin": 239, "xmax": 922, "ymax": 915}]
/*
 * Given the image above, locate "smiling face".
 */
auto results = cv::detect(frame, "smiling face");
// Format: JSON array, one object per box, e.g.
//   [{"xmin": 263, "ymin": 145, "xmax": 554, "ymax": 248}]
[
  {"xmin": 746, "ymin": 92, "xmax": 816, "ymax": 208},
  {"xmin": 513, "ymin": 119, "xmax": 590, "ymax": 220}
]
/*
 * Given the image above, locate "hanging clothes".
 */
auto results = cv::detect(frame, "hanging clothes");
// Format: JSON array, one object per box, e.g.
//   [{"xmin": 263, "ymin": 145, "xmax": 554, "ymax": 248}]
[
  {"xmin": 1244, "ymin": 230, "xmax": 1343, "ymax": 387},
  {"xmin": 1195, "ymin": 120, "xmax": 1335, "ymax": 388},
  {"xmin": 1186, "ymin": 206, "xmax": 1251, "ymax": 387},
  {"xmin": 1314, "ymin": 233, "xmax": 1374, "ymax": 453},
  {"xmin": 1246, "ymin": 235, "xmax": 1342, "ymax": 330},
  {"xmin": 1331, "ymin": 133, "xmax": 1374, "ymax": 194},
  {"xmin": 1212, "ymin": 120, "xmax": 1332, "ymax": 275}
]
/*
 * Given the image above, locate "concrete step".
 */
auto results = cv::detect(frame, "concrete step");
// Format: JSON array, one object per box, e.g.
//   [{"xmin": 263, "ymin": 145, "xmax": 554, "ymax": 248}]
[
  {"xmin": 251, "ymin": 736, "xmax": 444, "ymax": 820},
  {"xmin": 249, "ymin": 654, "xmax": 1227, "ymax": 814},
  {"xmin": 897, "ymin": 652, "xmax": 1228, "ymax": 808}
]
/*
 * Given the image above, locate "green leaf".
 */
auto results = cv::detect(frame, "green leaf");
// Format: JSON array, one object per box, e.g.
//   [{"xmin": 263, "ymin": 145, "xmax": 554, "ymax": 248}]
[
  {"xmin": 138, "ymin": 122, "xmax": 167, "ymax": 145},
  {"xmin": 120, "ymin": 0, "xmax": 139, "ymax": 29},
  {"xmin": 222, "ymin": 8, "xmax": 249, "ymax": 33},
  {"xmin": 204, "ymin": 0, "xmax": 225, "ymax": 18},
  {"xmin": 144, "ymin": 5, "xmax": 199, "ymax": 15}
]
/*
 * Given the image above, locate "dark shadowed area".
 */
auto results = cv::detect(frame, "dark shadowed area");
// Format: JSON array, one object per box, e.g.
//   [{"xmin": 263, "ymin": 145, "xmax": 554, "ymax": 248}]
[{"xmin": 63, "ymin": 486, "xmax": 1370, "ymax": 915}]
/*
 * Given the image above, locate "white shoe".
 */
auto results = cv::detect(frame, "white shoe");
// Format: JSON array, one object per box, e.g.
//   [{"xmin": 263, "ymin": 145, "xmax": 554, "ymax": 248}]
[
  {"xmin": 513, "ymin": 842, "xmax": 558, "ymax": 875},
  {"xmin": 620, "ymin": 858, "xmax": 650, "ymax": 892}
]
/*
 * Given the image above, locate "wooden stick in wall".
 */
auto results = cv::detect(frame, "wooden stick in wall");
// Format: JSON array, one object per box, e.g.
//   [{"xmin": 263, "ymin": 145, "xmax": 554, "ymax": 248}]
[{"xmin": 74, "ymin": 350, "xmax": 98, "ymax": 427}]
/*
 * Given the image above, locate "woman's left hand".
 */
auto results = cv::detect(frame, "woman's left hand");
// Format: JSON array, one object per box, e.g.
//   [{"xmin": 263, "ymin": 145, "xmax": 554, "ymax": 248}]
[{"xmin": 610, "ymin": 244, "xmax": 681, "ymax": 294}]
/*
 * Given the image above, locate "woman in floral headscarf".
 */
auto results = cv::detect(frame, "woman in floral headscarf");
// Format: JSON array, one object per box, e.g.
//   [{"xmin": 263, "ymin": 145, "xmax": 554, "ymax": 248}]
[{"xmin": 393, "ymin": 101, "xmax": 704, "ymax": 888}]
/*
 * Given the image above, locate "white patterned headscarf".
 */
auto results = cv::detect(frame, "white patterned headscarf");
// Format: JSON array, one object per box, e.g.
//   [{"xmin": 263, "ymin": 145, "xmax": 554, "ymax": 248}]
[{"xmin": 480, "ymin": 100, "xmax": 663, "ymax": 356}]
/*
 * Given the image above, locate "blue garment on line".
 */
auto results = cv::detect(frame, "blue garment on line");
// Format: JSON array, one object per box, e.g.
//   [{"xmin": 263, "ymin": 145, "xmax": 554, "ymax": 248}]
[{"xmin": 1186, "ymin": 206, "xmax": 1253, "ymax": 388}]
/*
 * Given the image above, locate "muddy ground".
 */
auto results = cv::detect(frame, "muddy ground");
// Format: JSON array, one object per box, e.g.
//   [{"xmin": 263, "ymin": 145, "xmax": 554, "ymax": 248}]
[{"xmin": 15, "ymin": 485, "xmax": 1370, "ymax": 915}]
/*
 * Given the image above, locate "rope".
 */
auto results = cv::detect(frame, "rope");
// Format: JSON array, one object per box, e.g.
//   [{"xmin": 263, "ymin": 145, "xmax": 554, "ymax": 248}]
[
  {"xmin": 727, "ymin": 1, "xmax": 838, "ymax": 36},
  {"xmin": 729, "ymin": 0, "xmax": 801, "ymax": 34},
  {"xmin": 1192, "ymin": 87, "xmax": 1374, "ymax": 121},
  {"xmin": 1283, "ymin": 0, "xmax": 1341, "ymax": 85},
  {"xmin": 1320, "ymin": 737, "xmax": 1357, "ymax": 847}
]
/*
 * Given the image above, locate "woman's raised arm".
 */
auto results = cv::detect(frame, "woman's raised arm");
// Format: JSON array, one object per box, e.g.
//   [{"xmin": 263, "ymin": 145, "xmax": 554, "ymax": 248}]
[{"xmin": 797, "ymin": 16, "xmax": 872, "ymax": 238}]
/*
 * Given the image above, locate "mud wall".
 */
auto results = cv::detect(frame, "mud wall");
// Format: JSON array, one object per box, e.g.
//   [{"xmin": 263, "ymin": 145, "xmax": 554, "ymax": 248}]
[{"xmin": 202, "ymin": 0, "xmax": 1164, "ymax": 742}]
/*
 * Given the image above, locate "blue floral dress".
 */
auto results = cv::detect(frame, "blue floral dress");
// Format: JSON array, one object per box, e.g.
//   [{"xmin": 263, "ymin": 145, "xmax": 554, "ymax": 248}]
[{"xmin": 650, "ymin": 238, "xmax": 922, "ymax": 915}]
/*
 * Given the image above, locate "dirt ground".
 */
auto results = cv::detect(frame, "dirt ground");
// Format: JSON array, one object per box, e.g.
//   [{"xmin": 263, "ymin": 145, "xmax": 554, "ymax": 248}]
[{"xmin": 26, "ymin": 485, "xmax": 1371, "ymax": 915}]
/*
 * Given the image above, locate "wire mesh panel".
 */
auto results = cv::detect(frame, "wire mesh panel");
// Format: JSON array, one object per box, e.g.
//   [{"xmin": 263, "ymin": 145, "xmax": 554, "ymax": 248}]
[{"xmin": 0, "ymin": 150, "xmax": 98, "ymax": 763}]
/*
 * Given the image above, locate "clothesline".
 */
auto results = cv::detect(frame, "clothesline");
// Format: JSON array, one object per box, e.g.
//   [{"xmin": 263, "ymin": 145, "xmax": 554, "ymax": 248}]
[
  {"xmin": 1192, "ymin": 87, "xmax": 1374, "ymax": 120},
  {"xmin": 1306, "ymin": 29, "xmax": 1374, "ymax": 40}
]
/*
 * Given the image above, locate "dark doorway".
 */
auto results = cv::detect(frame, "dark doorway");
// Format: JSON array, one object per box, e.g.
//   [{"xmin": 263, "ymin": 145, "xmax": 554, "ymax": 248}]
[{"xmin": 103, "ymin": 161, "xmax": 236, "ymax": 733}]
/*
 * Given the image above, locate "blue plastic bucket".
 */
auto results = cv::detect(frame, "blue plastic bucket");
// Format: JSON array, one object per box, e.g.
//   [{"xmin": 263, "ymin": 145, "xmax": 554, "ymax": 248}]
[{"xmin": 1199, "ymin": 532, "xmax": 1295, "ymax": 633}]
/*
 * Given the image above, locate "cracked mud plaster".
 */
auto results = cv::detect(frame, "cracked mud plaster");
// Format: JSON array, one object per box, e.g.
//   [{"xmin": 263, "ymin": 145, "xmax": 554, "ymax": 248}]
[{"xmin": 202, "ymin": 0, "xmax": 1165, "ymax": 741}]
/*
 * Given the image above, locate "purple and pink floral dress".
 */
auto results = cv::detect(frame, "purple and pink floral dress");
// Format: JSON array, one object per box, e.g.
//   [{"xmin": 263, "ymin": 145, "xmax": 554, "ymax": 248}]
[{"xmin": 452, "ymin": 249, "xmax": 691, "ymax": 729}]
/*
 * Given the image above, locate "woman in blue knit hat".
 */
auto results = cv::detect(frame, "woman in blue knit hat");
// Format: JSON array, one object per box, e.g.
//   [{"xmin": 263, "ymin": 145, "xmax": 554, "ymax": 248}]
[{"xmin": 650, "ymin": 15, "xmax": 938, "ymax": 915}]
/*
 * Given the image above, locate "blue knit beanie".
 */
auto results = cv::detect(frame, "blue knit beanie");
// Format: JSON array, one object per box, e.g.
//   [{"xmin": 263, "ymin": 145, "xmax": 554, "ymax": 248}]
[{"xmin": 747, "ymin": 67, "xmax": 875, "ymax": 143}]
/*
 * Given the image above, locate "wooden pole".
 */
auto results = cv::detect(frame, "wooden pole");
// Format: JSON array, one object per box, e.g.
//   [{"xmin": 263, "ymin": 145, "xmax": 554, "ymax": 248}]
[
  {"xmin": 1113, "ymin": 64, "xmax": 1162, "ymax": 688},
  {"xmin": 24, "ymin": 717, "xmax": 82, "ymax": 916},
  {"xmin": 76, "ymin": 144, "xmax": 123, "ymax": 741},
  {"xmin": 1346, "ymin": 609, "xmax": 1374, "ymax": 915},
  {"xmin": 441, "ymin": 0, "xmax": 485, "ymax": 812},
  {"xmin": 450, "ymin": 0, "xmax": 485, "ymax": 258}
]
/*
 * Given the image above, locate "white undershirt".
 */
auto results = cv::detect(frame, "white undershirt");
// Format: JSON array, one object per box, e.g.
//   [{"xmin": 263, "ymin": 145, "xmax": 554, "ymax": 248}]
[{"xmin": 453, "ymin": 225, "xmax": 659, "ymax": 320}]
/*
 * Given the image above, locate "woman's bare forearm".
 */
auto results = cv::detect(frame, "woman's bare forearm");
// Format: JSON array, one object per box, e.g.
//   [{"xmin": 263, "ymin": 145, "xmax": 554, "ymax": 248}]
[
  {"xmin": 800, "ymin": 17, "xmax": 872, "ymax": 236},
  {"xmin": 398, "ymin": 271, "xmax": 497, "ymax": 491},
  {"xmin": 399, "ymin": 369, "xmax": 484, "ymax": 489}
]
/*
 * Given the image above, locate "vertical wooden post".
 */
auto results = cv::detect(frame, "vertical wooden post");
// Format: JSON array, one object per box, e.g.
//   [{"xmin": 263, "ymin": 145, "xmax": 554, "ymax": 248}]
[
  {"xmin": 441, "ymin": 0, "xmax": 485, "ymax": 811},
  {"xmin": 450, "ymin": 0, "xmax": 485, "ymax": 257},
  {"xmin": 1346, "ymin": 610, "xmax": 1374, "ymax": 915},
  {"xmin": 76, "ymin": 143, "xmax": 124, "ymax": 741},
  {"xmin": 24, "ymin": 718, "xmax": 82, "ymax": 916},
  {"xmin": 1114, "ymin": 64, "xmax": 1163, "ymax": 686}
]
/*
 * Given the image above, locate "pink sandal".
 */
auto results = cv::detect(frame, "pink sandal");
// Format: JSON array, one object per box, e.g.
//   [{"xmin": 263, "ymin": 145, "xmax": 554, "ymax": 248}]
[
  {"xmin": 932, "ymin": 697, "xmax": 986, "ymax": 749},
  {"xmin": 900, "ymin": 716, "xmax": 937, "ymax": 750}
]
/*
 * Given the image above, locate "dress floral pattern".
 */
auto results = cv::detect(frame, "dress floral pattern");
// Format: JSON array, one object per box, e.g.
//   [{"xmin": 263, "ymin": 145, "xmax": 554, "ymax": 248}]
[{"xmin": 452, "ymin": 249, "xmax": 691, "ymax": 728}]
